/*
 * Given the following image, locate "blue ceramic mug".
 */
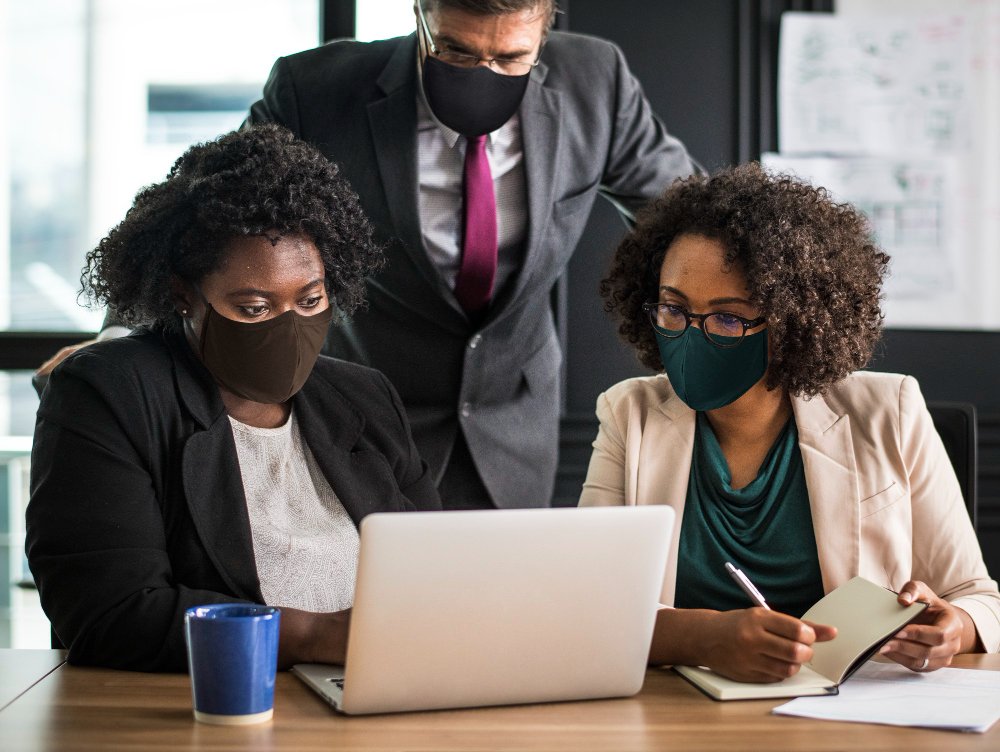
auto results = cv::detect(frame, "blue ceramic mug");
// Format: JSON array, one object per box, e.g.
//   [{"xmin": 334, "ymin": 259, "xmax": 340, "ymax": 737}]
[{"xmin": 184, "ymin": 604, "xmax": 281, "ymax": 725}]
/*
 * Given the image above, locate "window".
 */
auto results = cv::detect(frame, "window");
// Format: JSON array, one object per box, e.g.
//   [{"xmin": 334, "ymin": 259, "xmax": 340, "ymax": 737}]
[
  {"xmin": 355, "ymin": 0, "xmax": 414, "ymax": 42},
  {"xmin": 0, "ymin": 0, "xmax": 320, "ymax": 648}
]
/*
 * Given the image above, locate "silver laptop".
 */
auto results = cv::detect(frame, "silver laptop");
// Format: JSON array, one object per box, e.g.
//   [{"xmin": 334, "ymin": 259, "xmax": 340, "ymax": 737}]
[{"xmin": 292, "ymin": 505, "xmax": 674, "ymax": 715}]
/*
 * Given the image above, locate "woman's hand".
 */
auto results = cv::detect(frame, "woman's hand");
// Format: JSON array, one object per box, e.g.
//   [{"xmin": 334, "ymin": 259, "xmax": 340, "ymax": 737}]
[
  {"xmin": 879, "ymin": 580, "xmax": 979, "ymax": 672},
  {"xmin": 276, "ymin": 607, "xmax": 351, "ymax": 669},
  {"xmin": 650, "ymin": 607, "xmax": 837, "ymax": 682},
  {"xmin": 704, "ymin": 609, "xmax": 837, "ymax": 682}
]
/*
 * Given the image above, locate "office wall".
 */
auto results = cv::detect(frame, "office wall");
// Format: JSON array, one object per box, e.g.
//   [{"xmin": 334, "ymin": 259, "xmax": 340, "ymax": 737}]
[
  {"xmin": 551, "ymin": 0, "xmax": 744, "ymax": 508},
  {"xmin": 555, "ymin": 1, "xmax": 1000, "ymax": 577},
  {"xmin": 561, "ymin": 0, "xmax": 741, "ymax": 418}
]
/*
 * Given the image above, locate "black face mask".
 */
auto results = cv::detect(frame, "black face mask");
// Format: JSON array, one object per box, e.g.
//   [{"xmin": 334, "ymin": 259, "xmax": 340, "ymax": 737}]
[{"xmin": 422, "ymin": 54, "xmax": 530, "ymax": 137}]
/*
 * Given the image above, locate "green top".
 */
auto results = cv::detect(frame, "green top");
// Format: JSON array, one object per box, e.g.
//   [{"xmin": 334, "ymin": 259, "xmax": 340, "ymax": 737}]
[{"xmin": 674, "ymin": 412, "xmax": 825, "ymax": 617}]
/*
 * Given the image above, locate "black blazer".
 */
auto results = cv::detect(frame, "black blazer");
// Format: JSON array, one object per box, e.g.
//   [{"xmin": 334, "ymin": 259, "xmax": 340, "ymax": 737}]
[{"xmin": 26, "ymin": 327, "xmax": 440, "ymax": 672}]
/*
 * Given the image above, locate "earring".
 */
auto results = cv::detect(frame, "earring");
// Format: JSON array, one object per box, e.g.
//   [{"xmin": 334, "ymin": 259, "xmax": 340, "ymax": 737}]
[{"xmin": 179, "ymin": 308, "xmax": 189, "ymax": 316}]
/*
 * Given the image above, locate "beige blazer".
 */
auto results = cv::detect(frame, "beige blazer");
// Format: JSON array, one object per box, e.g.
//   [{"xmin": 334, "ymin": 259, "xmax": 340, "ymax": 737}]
[{"xmin": 579, "ymin": 371, "xmax": 1000, "ymax": 653}]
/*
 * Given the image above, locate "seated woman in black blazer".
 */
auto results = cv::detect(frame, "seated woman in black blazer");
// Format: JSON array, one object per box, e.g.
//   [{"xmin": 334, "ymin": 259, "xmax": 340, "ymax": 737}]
[{"xmin": 26, "ymin": 124, "xmax": 441, "ymax": 672}]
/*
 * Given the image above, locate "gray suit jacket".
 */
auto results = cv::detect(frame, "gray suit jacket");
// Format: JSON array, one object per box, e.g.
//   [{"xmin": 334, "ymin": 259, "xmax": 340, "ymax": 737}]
[{"xmin": 248, "ymin": 32, "xmax": 696, "ymax": 508}]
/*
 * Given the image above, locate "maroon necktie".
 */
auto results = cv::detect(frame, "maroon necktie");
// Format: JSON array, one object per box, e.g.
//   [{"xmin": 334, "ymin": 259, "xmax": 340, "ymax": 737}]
[{"xmin": 454, "ymin": 135, "xmax": 497, "ymax": 315}]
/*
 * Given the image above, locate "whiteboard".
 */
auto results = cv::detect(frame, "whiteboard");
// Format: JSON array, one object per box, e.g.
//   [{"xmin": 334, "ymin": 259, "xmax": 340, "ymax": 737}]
[
  {"xmin": 775, "ymin": 5, "xmax": 1000, "ymax": 329},
  {"xmin": 779, "ymin": 12, "xmax": 972, "ymax": 156}
]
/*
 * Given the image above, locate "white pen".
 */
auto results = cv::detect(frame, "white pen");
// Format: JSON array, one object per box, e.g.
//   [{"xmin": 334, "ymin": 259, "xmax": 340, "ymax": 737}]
[{"xmin": 724, "ymin": 562, "xmax": 771, "ymax": 610}]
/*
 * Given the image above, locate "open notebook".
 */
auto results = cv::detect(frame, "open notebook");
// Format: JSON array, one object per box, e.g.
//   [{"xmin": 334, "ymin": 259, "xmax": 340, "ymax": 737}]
[{"xmin": 675, "ymin": 576, "xmax": 928, "ymax": 701}]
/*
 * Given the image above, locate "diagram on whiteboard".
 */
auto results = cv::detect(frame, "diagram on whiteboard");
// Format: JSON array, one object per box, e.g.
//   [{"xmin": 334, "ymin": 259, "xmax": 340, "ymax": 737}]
[
  {"xmin": 762, "ymin": 154, "xmax": 969, "ymax": 328},
  {"xmin": 780, "ymin": 13, "xmax": 971, "ymax": 155},
  {"xmin": 776, "ymin": 8, "xmax": 1000, "ymax": 330}
]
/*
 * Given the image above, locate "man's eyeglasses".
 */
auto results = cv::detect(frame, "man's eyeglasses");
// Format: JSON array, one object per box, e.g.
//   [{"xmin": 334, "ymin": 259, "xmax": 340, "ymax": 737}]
[
  {"xmin": 416, "ymin": 0, "xmax": 541, "ymax": 76},
  {"xmin": 642, "ymin": 302, "xmax": 766, "ymax": 348}
]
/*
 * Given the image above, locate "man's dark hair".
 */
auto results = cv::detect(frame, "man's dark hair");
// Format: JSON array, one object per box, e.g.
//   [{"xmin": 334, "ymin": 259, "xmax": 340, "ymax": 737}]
[
  {"xmin": 82, "ymin": 124, "xmax": 383, "ymax": 328},
  {"xmin": 423, "ymin": 0, "xmax": 557, "ymax": 30},
  {"xmin": 600, "ymin": 162, "xmax": 891, "ymax": 398}
]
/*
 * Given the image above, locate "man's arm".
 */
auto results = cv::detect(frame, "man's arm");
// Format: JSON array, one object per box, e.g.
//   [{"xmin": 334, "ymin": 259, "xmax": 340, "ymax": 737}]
[
  {"xmin": 598, "ymin": 41, "xmax": 703, "ymax": 225},
  {"xmin": 245, "ymin": 57, "xmax": 300, "ymax": 132}
]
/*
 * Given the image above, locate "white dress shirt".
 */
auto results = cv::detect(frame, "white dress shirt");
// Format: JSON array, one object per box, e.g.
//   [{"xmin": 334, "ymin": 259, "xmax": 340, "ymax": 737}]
[{"xmin": 230, "ymin": 409, "xmax": 359, "ymax": 613}]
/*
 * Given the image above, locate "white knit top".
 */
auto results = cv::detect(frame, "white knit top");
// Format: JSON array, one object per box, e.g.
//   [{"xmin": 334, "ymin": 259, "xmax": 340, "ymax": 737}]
[{"xmin": 228, "ymin": 410, "xmax": 359, "ymax": 613}]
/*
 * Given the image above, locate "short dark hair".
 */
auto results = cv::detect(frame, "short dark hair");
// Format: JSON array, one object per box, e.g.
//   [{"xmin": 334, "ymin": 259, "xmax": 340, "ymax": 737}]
[
  {"xmin": 422, "ymin": 0, "xmax": 557, "ymax": 30},
  {"xmin": 600, "ymin": 162, "xmax": 891, "ymax": 398},
  {"xmin": 82, "ymin": 124, "xmax": 383, "ymax": 328}
]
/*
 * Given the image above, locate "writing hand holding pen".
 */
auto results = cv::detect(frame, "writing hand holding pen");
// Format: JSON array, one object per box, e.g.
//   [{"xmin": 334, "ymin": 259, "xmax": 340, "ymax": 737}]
[
  {"xmin": 647, "ymin": 563, "xmax": 837, "ymax": 680},
  {"xmin": 705, "ymin": 562, "xmax": 837, "ymax": 682}
]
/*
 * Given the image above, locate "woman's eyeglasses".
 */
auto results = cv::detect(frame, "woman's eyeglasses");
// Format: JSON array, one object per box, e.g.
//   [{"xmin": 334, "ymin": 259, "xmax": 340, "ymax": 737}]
[{"xmin": 642, "ymin": 302, "xmax": 766, "ymax": 348}]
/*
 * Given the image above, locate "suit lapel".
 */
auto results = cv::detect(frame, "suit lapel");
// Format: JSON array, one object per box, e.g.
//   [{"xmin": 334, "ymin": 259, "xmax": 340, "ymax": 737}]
[
  {"xmin": 488, "ymin": 62, "xmax": 562, "ymax": 319},
  {"xmin": 169, "ymin": 333, "xmax": 262, "ymax": 602},
  {"xmin": 181, "ymin": 421, "xmax": 262, "ymax": 601},
  {"xmin": 291, "ymin": 368, "xmax": 376, "ymax": 526},
  {"xmin": 636, "ymin": 387, "xmax": 696, "ymax": 606},
  {"xmin": 793, "ymin": 393, "xmax": 860, "ymax": 593},
  {"xmin": 368, "ymin": 35, "xmax": 448, "ymax": 298}
]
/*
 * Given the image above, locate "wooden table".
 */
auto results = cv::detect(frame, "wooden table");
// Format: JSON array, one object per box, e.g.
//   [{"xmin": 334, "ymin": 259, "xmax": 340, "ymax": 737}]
[
  {"xmin": 1, "ymin": 652, "xmax": 997, "ymax": 751},
  {"xmin": 0, "ymin": 649, "xmax": 66, "ymax": 712}
]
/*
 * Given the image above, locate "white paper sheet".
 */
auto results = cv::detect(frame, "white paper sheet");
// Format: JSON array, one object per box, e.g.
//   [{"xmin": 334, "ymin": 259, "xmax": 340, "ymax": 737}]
[
  {"xmin": 773, "ymin": 661, "xmax": 1000, "ymax": 733},
  {"xmin": 776, "ymin": 4, "xmax": 1000, "ymax": 330},
  {"xmin": 779, "ymin": 12, "xmax": 973, "ymax": 156},
  {"xmin": 760, "ymin": 153, "xmax": 979, "ymax": 329}
]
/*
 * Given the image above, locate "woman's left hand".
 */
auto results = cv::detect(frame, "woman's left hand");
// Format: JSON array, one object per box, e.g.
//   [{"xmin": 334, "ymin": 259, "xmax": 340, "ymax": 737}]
[{"xmin": 879, "ymin": 580, "xmax": 978, "ymax": 672}]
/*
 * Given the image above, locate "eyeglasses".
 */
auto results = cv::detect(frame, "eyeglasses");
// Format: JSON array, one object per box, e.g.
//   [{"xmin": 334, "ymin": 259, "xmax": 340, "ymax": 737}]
[
  {"xmin": 642, "ymin": 302, "xmax": 766, "ymax": 348},
  {"xmin": 416, "ymin": 0, "xmax": 541, "ymax": 76}
]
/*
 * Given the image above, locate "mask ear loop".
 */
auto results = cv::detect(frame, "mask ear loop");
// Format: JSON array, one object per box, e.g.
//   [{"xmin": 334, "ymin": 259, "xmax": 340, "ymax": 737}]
[{"xmin": 187, "ymin": 283, "xmax": 216, "ymax": 360}]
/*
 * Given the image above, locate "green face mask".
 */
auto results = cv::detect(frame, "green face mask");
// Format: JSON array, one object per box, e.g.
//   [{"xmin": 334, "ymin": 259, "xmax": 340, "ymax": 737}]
[{"xmin": 655, "ymin": 326, "xmax": 769, "ymax": 411}]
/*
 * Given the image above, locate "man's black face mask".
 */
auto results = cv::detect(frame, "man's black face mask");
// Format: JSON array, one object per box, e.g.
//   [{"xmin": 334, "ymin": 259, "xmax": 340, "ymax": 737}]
[{"xmin": 422, "ymin": 51, "xmax": 530, "ymax": 137}]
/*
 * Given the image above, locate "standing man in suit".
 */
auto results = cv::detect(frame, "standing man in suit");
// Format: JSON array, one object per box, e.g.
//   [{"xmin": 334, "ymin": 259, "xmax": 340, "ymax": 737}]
[{"xmin": 247, "ymin": 0, "xmax": 697, "ymax": 510}]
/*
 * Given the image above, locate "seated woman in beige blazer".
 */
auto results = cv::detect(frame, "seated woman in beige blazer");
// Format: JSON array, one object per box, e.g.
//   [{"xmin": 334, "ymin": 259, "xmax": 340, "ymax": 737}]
[{"xmin": 581, "ymin": 163, "xmax": 999, "ymax": 682}]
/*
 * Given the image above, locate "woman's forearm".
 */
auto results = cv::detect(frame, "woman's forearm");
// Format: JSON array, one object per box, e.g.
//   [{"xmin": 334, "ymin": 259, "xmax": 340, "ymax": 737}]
[{"xmin": 648, "ymin": 607, "xmax": 722, "ymax": 667}]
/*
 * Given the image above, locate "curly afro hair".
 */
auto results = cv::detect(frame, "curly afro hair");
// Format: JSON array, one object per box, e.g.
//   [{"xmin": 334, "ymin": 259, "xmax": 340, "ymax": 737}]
[
  {"xmin": 82, "ymin": 123, "xmax": 383, "ymax": 328},
  {"xmin": 600, "ymin": 162, "xmax": 890, "ymax": 397}
]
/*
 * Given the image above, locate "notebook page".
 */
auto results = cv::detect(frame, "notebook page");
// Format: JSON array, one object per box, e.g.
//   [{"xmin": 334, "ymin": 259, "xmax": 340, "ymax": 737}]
[{"xmin": 803, "ymin": 577, "xmax": 926, "ymax": 683}]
